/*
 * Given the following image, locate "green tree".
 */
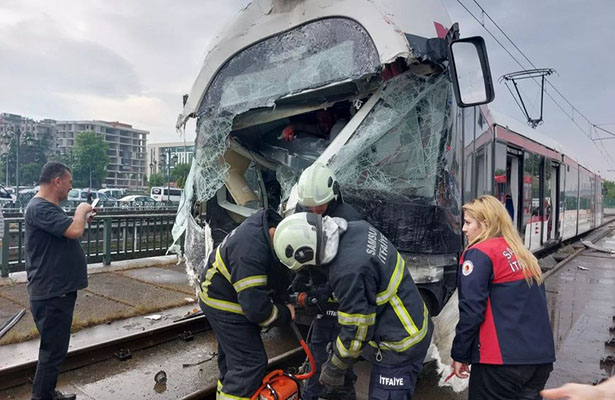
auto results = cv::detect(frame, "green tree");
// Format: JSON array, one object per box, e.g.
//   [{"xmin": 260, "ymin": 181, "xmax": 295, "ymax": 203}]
[
  {"xmin": 148, "ymin": 173, "xmax": 165, "ymax": 188},
  {"xmin": 72, "ymin": 131, "xmax": 109, "ymax": 188},
  {"xmin": 56, "ymin": 151, "xmax": 74, "ymax": 170},
  {"xmin": 20, "ymin": 162, "xmax": 43, "ymax": 186},
  {"xmin": 171, "ymin": 163, "xmax": 191, "ymax": 189},
  {"xmin": 604, "ymin": 180, "xmax": 615, "ymax": 200},
  {"xmin": 0, "ymin": 132, "xmax": 49, "ymax": 187}
]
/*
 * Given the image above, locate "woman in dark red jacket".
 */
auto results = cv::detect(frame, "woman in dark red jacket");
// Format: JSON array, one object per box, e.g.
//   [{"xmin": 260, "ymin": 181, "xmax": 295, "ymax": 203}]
[{"xmin": 451, "ymin": 195, "xmax": 555, "ymax": 400}]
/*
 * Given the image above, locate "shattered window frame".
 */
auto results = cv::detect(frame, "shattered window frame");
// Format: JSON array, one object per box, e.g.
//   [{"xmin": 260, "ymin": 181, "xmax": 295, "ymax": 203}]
[
  {"xmin": 199, "ymin": 17, "xmax": 381, "ymax": 116},
  {"xmin": 171, "ymin": 17, "xmax": 382, "ymax": 275},
  {"xmin": 330, "ymin": 71, "xmax": 453, "ymax": 201}
]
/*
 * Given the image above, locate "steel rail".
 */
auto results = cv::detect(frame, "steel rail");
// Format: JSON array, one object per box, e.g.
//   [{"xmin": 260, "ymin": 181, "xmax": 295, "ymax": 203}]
[
  {"xmin": 3, "ymin": 221, "xmax": 613, "ymax": 395},
  {"xmin": 180, "ymin": 346, "xmax": 305, "ymax": 400},
  {"xmin": 0, "ymin": 314, "xmax": 210, "ymax": 391}
]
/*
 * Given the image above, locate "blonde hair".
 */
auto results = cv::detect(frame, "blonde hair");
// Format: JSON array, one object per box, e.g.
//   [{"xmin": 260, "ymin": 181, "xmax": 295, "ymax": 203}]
[{"xmin": 463, "ymin": 195, "xmax": 543, "ymax": 285}]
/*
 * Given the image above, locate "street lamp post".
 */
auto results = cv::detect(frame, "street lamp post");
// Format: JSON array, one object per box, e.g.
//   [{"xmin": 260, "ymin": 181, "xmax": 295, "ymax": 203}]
[
  {"xmin": 13, "ymin": 127, "xmax": 21, "ymax": 196},
  {"xmin": 160, "ymin": 148, "xmax": 178, "ymax": 203},
  {"xmin": 1, "ymin": 130, "xmax": 10, "ymax": 187},
  {"xmin": 0, "ymin": 126, "xmax": 22, "ymax": 194}
]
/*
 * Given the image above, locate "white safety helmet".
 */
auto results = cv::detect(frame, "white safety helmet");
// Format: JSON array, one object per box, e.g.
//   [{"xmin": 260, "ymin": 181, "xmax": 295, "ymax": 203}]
[
  {"xmin": 297, "ymin": 163, "xmax": 340, "ymax": 207},
  {"xmin": 273, "ymin": 212, "xmax": 324, "ymax": 271}
]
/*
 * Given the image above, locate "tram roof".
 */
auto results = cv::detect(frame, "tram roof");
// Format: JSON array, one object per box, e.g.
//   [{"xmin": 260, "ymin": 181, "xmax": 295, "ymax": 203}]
[
  {"xmin": 177, "ymin": 0, "xmax": 452, "ymax": 128},
  {"xmin": 491, "ymin": 110, "xmax": 600, "ymax": 176}
]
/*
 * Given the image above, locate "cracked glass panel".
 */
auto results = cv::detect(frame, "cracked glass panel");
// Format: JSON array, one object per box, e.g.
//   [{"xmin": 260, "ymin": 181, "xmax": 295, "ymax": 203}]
[
  {"xmin": 330, "ymin": 72, "xmax": 451, "ymax": 201},
  {"xmin": 198, "ymin": 18, "xmax": 380, "ymax": 117},
  {"xmin": 171, "ymin": 17, "xmax": 381, "ymax": 273}
]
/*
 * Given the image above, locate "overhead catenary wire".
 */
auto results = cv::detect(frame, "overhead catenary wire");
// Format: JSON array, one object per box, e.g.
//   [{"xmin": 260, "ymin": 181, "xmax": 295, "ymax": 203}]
[
  {"xmin": 455, "ymin": 0, "xmax": 615, "ymax": 170},
  {"xmin": 469, "ymin": 0, "xmax": 615, "ymax": 140}
]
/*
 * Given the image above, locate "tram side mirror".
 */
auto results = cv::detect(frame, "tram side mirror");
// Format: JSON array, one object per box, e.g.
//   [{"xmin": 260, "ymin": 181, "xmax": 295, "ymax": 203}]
[{"xmin": 448, "ymin": 36, "xmax": 495, "ymax": 107}]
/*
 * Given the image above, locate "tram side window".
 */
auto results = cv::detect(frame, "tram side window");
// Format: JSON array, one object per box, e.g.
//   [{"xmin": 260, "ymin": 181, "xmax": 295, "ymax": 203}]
[
  {"xmin": 589, "ymin": 175, "xmax": 596, "ymax": 228},
  {"xmin": 563, "ymin": 164, "xmax": 579, "ymax": 239},
  {"xmin": 463, "ymin": 107, "xmax": 476, "ymax": 203},
  {"xmin": 475, "ymin": 109, "xmax": 493, "ymax": 196},
  {"xmin": 578, "ymin": 169, "xmax": 593, "ymax": 232},
  {"xmin": 493, "ymin": 142, "xmax": 512, "ymax": 216},
  {"xmin": 543, "ymin": 161, "xmax": 554, "ymax": 241},
  {"xmin": 475, "ymin": 141, "xmax": 492, "ymax": 197}
]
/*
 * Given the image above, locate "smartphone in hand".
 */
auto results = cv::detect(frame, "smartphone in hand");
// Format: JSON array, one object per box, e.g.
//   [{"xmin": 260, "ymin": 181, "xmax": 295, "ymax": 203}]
[{"xmin": 87, "ymin": 198, "xmax": 100, "ymax": 220}]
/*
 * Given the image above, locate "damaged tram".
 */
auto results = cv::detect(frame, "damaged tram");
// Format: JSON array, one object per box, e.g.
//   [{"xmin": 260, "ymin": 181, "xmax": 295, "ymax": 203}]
[{"xmin": 173, "ymin": 0, "xmax": 496, "ymax": 316}]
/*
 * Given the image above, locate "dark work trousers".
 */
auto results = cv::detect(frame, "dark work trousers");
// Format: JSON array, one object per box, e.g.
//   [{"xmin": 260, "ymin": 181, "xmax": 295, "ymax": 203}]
[
  {"xmin": 468, "ymin": 363, "xmax": 554, "ymax": 400},
  {"xmin": 206, "ymin": 309, "xmax": 268, "ymax": 399},
  {"xmin": 303, "ymin": 316, "xmax": 356, "ymax": 400},
  {"xmin": 367, "ymin": 358, "xmax": 423, "ymax": 400},
  {"xmin": 30, "ymin": 292, "xmax": 77, "ymax": 400}
]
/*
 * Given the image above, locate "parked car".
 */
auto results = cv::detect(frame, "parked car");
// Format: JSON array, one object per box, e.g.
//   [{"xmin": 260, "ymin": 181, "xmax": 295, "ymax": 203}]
[
  {"xmin": 96, "ymin": 191, "xmax": 118, "ymax": 208},
  {"xmin": 68, "ymin": 188, "xmax": 98, "ymax": 203},
  {"xmin": 118, "ymin": 195, "xmax": 157, "ymax": 208},
  {"xmin": 150, "ymin": 186, "xmax": 183, "ymax": 203},
  {"xmin": 0, "ymin": 185, "xmax": 14, "ymax": 201},
  {"xmin": 16, "ymin": 187, "xmax": 39, "ymax": 207},
  {"xmin": 99, "ymin": 188, "xmax": 125, "ymax": 200}
]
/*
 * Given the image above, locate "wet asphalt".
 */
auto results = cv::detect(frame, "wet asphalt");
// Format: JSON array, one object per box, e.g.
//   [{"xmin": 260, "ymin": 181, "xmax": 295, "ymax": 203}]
[{"xmin": 1, "ymin": 227, "xmax": 614, "ymax": 399}]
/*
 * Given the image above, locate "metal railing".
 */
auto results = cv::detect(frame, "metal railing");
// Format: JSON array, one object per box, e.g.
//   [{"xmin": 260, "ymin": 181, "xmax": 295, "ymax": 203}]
[
  {"xmin": 604, "ymin": 198, "xmax": 615, "ymax": 209},
  {"xmin": 0, "ymin": 212, "xmax": 179, "ymax": 277},
  {"xmin": 1, "ymin": 202, "xmax": 178, "ymax": 218}
]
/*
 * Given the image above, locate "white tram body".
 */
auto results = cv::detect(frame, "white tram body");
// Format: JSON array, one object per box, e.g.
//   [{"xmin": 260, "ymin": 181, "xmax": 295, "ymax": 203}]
[{"xmin": 174, "ymin": 0, "xmax": 602, "ymax": 315}]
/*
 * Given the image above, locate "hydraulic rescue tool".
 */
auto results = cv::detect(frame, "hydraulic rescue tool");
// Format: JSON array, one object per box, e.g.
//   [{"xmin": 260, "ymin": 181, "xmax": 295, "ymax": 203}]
[{"xmin": 251, "ymin": 322, "xmax": 316, "ymax": 400}]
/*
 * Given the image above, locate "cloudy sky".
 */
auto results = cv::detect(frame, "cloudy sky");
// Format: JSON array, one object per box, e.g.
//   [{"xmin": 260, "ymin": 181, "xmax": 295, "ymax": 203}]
[{"xmin": 1, "ymin": 0, "xmax": 614, "ymax": 179}]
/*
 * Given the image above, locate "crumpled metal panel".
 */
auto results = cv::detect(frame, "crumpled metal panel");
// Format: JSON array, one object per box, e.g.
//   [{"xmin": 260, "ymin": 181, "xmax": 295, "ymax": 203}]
[
  {"xmin": 183, "ymin": 213, "xmax": 212, "ymax": 292},
  {"xmin": 171, "ymin": 17, "xmax": 381, "ymax": 271},
  {"xmin": 344, "ymin": 190, "xmax": 461, "ymax": 254}
]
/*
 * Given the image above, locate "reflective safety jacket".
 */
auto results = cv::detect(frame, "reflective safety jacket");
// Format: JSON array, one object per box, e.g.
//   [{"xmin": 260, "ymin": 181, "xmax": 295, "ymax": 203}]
[
  {"xmin": 451, "ymin": 237, "xmax": 556, "ymax": 365},
  {"xmin": 327, "ymin": 221, "xmax": 432, "ymax": 369},
  {"xmin": 199, "ymin": 209, "xmax": 291, "ymax": 328}
]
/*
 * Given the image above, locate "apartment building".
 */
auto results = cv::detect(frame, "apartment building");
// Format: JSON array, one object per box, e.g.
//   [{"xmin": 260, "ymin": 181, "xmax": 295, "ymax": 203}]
[
  {"xmin": 55, "ymin": 120, "xmax": 148, "ymax": 188},
  {"xmin": 146, "ymin": 141, "xmax": 195, "ymax": 177},
  {"xmin": 1, "ymin": 113, "xmax": 149, "ymax": 189},
  {"xmin": 0, "ymin": 113, "xmax": 57, "ymax": 154}
]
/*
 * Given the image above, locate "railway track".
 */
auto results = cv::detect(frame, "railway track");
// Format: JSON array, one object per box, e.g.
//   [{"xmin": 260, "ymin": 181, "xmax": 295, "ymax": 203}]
[
  {"xmin": 1, "ymin": 222, "xmax": 613, "ymax": 399},
  {"xmin": 0, "ymin": 310, "xmax": 303, "ymax": 399},
  {"xmin": 0, "ymin": 313, "xmax": 211, "ymax": 392}
]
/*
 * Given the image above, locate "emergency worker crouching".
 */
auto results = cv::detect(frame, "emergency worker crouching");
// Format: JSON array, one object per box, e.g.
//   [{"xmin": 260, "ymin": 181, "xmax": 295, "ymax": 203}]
[
  {"xmin": 292, "ymin": 162, "xmax": 362, "ymax": 400},
  {"xmin": 274, "ymin": 213, "xmax": 433, "ymax": 400},
  {"xmin": 198, "ymin": 209, "xmax": 294, "ymax": 399}
]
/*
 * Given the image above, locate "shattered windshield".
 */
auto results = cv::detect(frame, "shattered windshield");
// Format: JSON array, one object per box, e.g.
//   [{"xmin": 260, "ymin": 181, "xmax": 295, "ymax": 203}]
[
  {"xmin": 330, "ymin": 72, "xmax": 452, "ymax": 200},
  {"xmin": 172, "ymin": 17, "xmax": 381, "ymax": 262},
  {"xmin": 198, "ymin": 17, "xmax": 380, "ymax": 116}
]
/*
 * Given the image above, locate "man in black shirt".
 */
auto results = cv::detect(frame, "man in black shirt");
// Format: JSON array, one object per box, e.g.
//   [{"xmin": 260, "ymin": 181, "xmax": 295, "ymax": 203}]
[{"xmin": 25, "ymin": 162, "xmax": 93, "ymax": 400}]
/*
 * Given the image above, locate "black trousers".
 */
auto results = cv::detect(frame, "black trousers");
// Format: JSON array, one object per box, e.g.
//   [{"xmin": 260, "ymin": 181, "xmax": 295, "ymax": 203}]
[
  {"xmin": 303, "ymin": 316, "xmax": 356, "ymax": 400},
  {"xmin": 30, "ymin": 292, "xmax": 77, "ymax": 400},
  {"xmin": 206, "ymin": 309, "xmax": 268, "ymax": 398},
  {"xmin": 468, "ymin": 363, "xmax": 553, "ymax": 400}
]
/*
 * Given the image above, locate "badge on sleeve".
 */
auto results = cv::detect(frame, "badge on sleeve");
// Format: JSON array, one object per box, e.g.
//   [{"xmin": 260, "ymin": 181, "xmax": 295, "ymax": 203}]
[{"xmin": 461, "ymin": 260, "xmax": 474, "ymax": 276}]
